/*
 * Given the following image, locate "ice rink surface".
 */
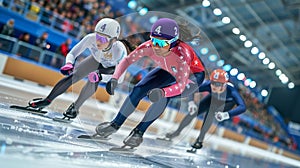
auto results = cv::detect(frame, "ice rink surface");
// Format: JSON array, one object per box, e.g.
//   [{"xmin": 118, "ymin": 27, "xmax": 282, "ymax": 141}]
[{"xmin": 0, "ymin": 76, "xmax": 299, "ymax": 168}]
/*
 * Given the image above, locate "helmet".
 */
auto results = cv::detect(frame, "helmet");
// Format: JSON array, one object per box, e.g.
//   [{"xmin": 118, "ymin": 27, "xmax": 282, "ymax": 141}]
[
  {"xmin": 95, "ymin": 18, "xmax": 120, "ymax": 38},
  {"xmin": 210, "ymin": 69, "xmax": 229, "ymax": 83},
  {"xmin": 151, "ymin": 18, "xmax": 179, "ymax": 40}
]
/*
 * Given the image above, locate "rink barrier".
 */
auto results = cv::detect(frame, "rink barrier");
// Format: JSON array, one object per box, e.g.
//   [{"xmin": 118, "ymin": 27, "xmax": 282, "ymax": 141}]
[
  {"xmin": 1, "ymin": 53, "xmax": 300, "ymax": 160},
  {"xmin": 2, "ymin": 55, "xmax": 110, "ymax": 103}
]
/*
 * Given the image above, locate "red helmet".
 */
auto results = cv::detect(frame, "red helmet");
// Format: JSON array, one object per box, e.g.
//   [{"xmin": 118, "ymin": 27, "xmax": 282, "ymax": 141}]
[{"xmin": 210, "ymin": 69, "xmax": 229, "ymax": 83}]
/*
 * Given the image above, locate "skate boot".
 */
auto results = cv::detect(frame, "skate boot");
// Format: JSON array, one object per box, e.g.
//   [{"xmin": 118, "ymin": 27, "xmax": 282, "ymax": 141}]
[
  {"xmin": 165, "ymin": 131, "xmax": 180, "ymax": 140},
  {"xmin": 191, "ymin": 141, "xmax": 203, "ymax": 149},
  {"xmin": 28, "ymin": 98, "xmax": 51, "ymax": 110},
  {"xmin": 187, "ymin": 140, "xmax": 203, "ymax": 153},
  {"xmin": 123, "ymin": 128, "xmax": 144, "ymax": 148},
  {"xmin": 63, "ymin": 103, "xmax": 79, "ymax": 119},
  {"xmin": 95, "ymin": 122, "xmax": 120, "ymax": 138}
]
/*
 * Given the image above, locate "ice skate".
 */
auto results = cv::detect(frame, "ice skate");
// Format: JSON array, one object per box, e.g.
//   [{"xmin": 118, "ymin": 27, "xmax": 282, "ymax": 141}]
[
  {"xmin": 10, "ymin": 98, "xmax": 50, "ymax": 114},
  {"xmin": 157, "ymin": 131, "xmax": 179, "ymax": 141},
  {"xmin": 109, "ymin": 128, "xmax": 143, "ymax": 153},
  {"xmin": 28, "ymin": 98, "xmax": 51, "ymax": 110},
  {"xmin": 186, "ymin": 141, "xmax": 202, "ymax": 153},
  {"xmin": 53, "ymin": 103, "xmax": 78, "ymax": 123},
  {"xmin": 77, "ymin": 133, "xmax": 111, "ymax": 141},
  {"xmin": 95, "ymin": 122, "xmax": 120, "ymax": 138}
]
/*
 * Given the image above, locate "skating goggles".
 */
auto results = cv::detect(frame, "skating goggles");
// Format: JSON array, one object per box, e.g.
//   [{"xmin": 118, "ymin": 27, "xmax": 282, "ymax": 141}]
[
  {"xmin": 150, "ymin": 36, "xmax": 178, "ymax": 48},
  {"xmin": 211, "ymin": 81, "xmax": 226, "ymax": 87},
  {"xmin": 96, "ymin": 33, "xmax": 110, "ymax": 43}
]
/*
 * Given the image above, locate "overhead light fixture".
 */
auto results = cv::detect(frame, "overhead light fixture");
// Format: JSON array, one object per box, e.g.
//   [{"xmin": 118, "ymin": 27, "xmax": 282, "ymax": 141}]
[
  {"xmin": 262, "ymin": 58, "xmax": 270, "ymax": 65},
  {"xmin": 221, "ymin": 17, "xmax": 231, "ymax": 24},
  {"xmin": 275, "ymin": 69, "xmax": 282, "ymax": 76},
  {"xmin": 237, "ymin": 73, "xmax": 245, "ymax": 80},
  {"xmin": 223, "ymin": 64, "xmax": 232, "ymax": 71},
  {"xmin": 239, "ymin": 35, "xmax": 246, "ymax": 41},
  {"xmin": 249, "ymin": 81, "xmax": 256, "ymax": 88},
  {"xmin": 230, "ymin": 68, "xmax": 238, "ymax": 76},
  {"xmin": 288, "ymin": 82, "xmax": 295, "ymax": 89},
  {"xmin": 217, "ymin": 60, "xmax": 225, "ymax": 67},
  {"xmin": 200, "ymin": 48, "xmax": 209, "ymax": 55},
  {"xmin": 244, "ymin": 40, "xmax": 252, "ymax": 48},
  {"xmin": 202, "ymin": 0, "xmax": 210, "ymax": 7},
  {"xmin": 268, "ymin": 62, "xmax": 275, "ymax": 69},
  {"xmin": 213, "ymin": 8, "xmax": 222, "ymax": 16},
  {"xmin": 232, "ymin": 27, "xmax": 240, "ymax": 35},
  {"xmin": 261, "ymin": 89, "xmax": 268, "ymax": 97},
  {"xmin": 258, "ymin": 52, "xmax": 266, "ymax": 59},
  {"xmin": 250, "ymin": 47, "xmax": 259, "ymax": 55},
  {"xmin": 208, "ymin": 54, "xmax": 217, "ymax": 62}
]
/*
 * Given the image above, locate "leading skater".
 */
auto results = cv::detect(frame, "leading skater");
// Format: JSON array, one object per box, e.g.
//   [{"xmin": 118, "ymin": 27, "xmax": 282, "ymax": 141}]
[
  {"xmin": 93, "ymin": 18, "xmax": 206, "ymax": 149},
  {"xmin": 165, "ymin": 69, "xmax": 246, "ymax": 152},
  {"xmin": 27, "ymin": 18, "xmax": 132, "ymax": 120}
]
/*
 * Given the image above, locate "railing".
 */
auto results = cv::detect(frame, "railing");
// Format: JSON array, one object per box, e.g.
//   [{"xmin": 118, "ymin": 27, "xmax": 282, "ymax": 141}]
[
  {"xmin": 1, "ymin": 0, "xmax": 83, "ymax": 39},
  {"xmin": 0, "ymin": 34, "xmax": 65, "ymax": 68}
]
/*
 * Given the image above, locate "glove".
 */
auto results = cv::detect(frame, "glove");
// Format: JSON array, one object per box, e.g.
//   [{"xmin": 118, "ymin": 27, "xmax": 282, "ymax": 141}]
[
  {"xmin": 88, "ymin": 71, "xmax": 102, "ymax": 83},
  {"xmin": 148, "ymin": 88, "xmax": 165, "ymax": 103},
  {"xmin": 215, "ymin": 111, "xmax": 230, "ymax": 122},
  {"xmin": 60, "ymin": 63, "xmax": 73, "ymax": 75},
  {"xmin": 106, "ymin": 78, "xmax": 118, "ymax": 95},
  {"xmin": 188, "ymin": 101, "xmax": 197, "ymax": 115}
]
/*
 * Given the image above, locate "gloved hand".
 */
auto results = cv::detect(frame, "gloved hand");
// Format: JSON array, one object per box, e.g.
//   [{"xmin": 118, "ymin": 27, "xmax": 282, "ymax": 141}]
[
  {"xmin": 188, "ymin": 101, "xmax": 198, "ymax": 115},
  {"xmin": 88, "ymin": 71, "xmax": 102, "ymax": 83},
  {"xmin": 148, "ymin": 88, "xmax": 165, "ymax": 103},
  {"xmin": 215, "ymin": 111, "xmax": 230, "ymax": 122},
  {"xmin": 106, "ymin": 78, "xmax": 118, "ymax": 95},
  {"xmin": 60, "ymin": 63, "xmax": 73, "ymax": 75}
]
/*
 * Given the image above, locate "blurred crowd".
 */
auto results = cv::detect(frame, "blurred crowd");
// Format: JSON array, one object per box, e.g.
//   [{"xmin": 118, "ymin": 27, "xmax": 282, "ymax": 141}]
[{"xmin": 0, "ymin": 0, "xmax": 297, "ymax": 151}]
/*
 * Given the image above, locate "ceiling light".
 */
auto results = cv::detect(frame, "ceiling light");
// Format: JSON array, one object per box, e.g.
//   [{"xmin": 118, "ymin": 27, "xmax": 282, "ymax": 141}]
[
  {"xmin": 217, "ymin": 60, "xmax": 225, "ymax": 66},
  {"xmin": 202, "ymin": 0, "xmax": 210, "ymax": 7},
  {"xmin": 222, "ymin": 17, "xmax": 231, "ymax": 24},
  {"xmin": 275, "ymin": 69, "xmax": 282, "ymax": 76},
  {"xmin": 262, "ymin": 58, "xmax": 270, "ymax": 64},
  {"xmin": 230, "ymin": 68, "xmax": 238, "ymax": 76},
  {"xmin": 288, "ymin": 82, "xmax": 295, "ymax": 89},
  {"xmin": 250, "ymin": 47, "xmax": 259, "ymax": 54},
  {"xmin": 261, "ymin": 89, "xmax": 268, "ymax": 97},
  {"xmin": 237, "ymin": 73, "xmax": 245, "ymax": 80},
  {"xmin": 223, "ymin": 64, "xmax": 232, "ymax": 71},
  {"xmin": 208, "ymin": 54, "xmax": 217, "ymax": 62},
  {"xmin": 244, "ymin": 40, "xmax": 252, "ymax": 48},
  {"xmin": 213, "ymin": 8, "xmax": 222, "ymax": 16},
  {"xmin": 268, "ymin": 62, "xmax": 275, "ymax": 69},
  {"xmin": 200, "ymin": 48, "xmax": 209, "ymax": 55},
  {"xmin": 232, "ymin": 28, "xmax": 240, "ymax": 35},
  {"xmin": 249, "ymin": 81, "xmax": 256, "ymax": 88},
  {"xmin": 258, "ymin": 52, "xmax": 266, "ymax": 59},
  {"xmin": 239, "ymin": 35, "xmax": 246, "ymax": 41}
]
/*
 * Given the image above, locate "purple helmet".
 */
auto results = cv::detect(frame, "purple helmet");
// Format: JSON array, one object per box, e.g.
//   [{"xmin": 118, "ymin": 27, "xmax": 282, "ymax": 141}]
[{"xmin": 151, "ymin": 18, "xmax": 179, "ymax": 40}]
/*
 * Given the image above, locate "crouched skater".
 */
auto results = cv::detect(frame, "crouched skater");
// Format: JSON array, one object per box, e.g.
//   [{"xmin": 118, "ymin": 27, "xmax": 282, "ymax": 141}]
[{"xmin": 27, "ymin": 18, "xmax": 133, "ymax": 121}]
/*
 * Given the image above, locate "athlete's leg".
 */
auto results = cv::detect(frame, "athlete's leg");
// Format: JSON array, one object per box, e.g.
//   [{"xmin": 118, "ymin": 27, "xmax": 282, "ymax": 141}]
[
  {"xmin": 46, "ymin": 56, "xmax": 99, "ymax": 100},
  {"xmin": 73, "ymin": 63, "xmax": 114, "ymax": 110},
  {"xmin": 112, "ymin": 68, "xmax": 176, "ymax": 127},
  {"xmin": 165, "ymin": 95, "xmax": 211, "ymax": 139},
  {"xmin": 196, "ymin": 97, "xmax": 224, "ymax": 143}
]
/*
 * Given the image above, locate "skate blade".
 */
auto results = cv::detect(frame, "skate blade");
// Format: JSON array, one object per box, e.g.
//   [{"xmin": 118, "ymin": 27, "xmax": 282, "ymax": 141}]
[
  {"xmin": 156, "ymin": 137, "xmax": 172, "ymax": 142},
  {"xmin": 77, "ymin": 134, "xmax": 111, "ymax": 141},
  {"xmin": 186, "ymin": 148, "xmax": 197, "ymax": 153},
  {"xmin": 109, "ymin": 146, "xmax": 136, "ymax": 153},
  {"xmin": 52, "ymin": 117, "xmax": 72, "ymax": 123},
  {"xmin": 10, "ymin": 105, "xmax": 47, "ymax": 114}
]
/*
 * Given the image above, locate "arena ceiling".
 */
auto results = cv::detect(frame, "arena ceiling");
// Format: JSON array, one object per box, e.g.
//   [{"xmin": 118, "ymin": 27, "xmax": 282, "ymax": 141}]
[{"xmin": 139, "ymin": 0, "xmax": 300, "ymax": 89}]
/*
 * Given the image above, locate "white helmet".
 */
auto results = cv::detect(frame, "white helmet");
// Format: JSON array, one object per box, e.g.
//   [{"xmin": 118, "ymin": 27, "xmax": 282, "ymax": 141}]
[{"xmin": 95, "ymin": 18, "xmax": 120, "ymax": 38}]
